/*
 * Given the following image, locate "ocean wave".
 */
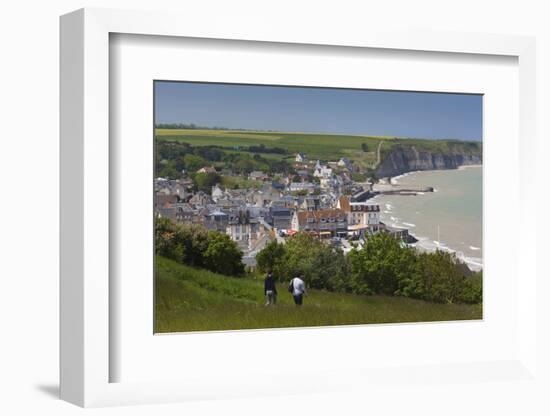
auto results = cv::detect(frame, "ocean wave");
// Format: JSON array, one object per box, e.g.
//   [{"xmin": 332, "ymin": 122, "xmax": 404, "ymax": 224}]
[
  {"xmin": 414, "ymin": 239, "xmax": 483, "ymax": 271},
  {"xmin": 469, "ymin": 246, "xmax": 481, "ymax": 251}
]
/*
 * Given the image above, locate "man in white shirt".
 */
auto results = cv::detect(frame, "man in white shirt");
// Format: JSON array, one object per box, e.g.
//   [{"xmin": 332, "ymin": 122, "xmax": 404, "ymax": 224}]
[{"xmin": 289, "ymin": 274, "xmax": 307, "ymax": 306}]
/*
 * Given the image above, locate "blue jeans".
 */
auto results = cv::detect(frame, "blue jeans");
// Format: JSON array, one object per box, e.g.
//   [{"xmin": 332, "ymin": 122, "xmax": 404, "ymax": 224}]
[{"xmin": 293, "ymin": 294, "xmax": 303, "ymax": 305}]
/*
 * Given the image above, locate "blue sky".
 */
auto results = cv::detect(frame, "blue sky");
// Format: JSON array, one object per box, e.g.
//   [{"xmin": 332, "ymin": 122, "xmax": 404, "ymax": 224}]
[{"xmin": 154, "ymin": 81, "xmax": 482, "ymax": 141}]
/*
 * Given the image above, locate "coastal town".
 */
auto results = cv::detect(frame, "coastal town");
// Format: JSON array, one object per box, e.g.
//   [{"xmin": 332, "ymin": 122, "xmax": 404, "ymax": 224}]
[
  {"xmin": 152, "ymin": 83, "xmax": 483, "ymax": 334},
  {"xmin": 155, "ymin": 152, "xmax": 422, "ymax": 269}
]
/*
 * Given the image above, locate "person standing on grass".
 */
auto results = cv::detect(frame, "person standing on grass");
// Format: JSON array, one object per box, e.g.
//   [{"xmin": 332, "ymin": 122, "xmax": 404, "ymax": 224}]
[
  {"xmin": 289, "ymin": 274, "xmax": 307, "ymax": 306},
  {"xmin": 264, "ymin": 271, "xmax": 277, "ymax": 306}
]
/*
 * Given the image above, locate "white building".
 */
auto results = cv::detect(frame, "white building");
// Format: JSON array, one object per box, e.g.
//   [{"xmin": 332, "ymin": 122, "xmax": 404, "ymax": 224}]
[
  {"xmin": 289, "ymin": 182, "xmax": 317, "ymax": 193},
  {"xmin": 337, "ymin": 196, "xmax": 381, "ymax": 231},
  {"xmin": 337, "ymin": 157, "xmax": 352, "ymax": 170},
  {"xmin": 226, "ymin": 213, "xmax": 273, "ymax": 253},
  {"xmin": 320, "ymin": 175, "xmax": 344, "ymax": 190},
  {"xmin": 313, "ymin": 160, "xmax": 333, "ymax": 179},
  {"xmin": 211, "ymin": 184, "xmax": 225, "ymax": 201}
]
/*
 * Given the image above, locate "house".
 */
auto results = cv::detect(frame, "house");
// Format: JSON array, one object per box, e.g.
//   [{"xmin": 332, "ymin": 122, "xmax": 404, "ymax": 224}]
[
  {"xmin": 337, "ymin": 196, "xmax": 381, "ymax": 233},
  {"xmin": 271, "ymin": 181, "xmax": 286, "ymax": 191},
  {"xmin": 296, "ymin": 169, "xmax": 309, "ymax": 179},
  {"xmin": 337, "ymin": 157, "xmax": 352, "ymax": 170},
  {"xmin": 271, "ymin": 195, "xmax": 298, "ymax": 209},
  {"xmin": 295, "ymin": 153, "xmax": 308, "ymax": 163},
  {"xmin": 173, "ymin": 203, "xmax": 195, "ymax": 223},
  {"xmin": 320, "ymin": 175, "xmax": 343, "ymax": 190},
  {"xmin": 252, "ymin": 185, "xmax": 281, "ymax": 207},
  {"xmin": 197, "ymin": 166, "xmax": 217, "ymax": 174},
  {"xmin": 211, "ymin": 184, "xmax": 225, "ymax": 201},
  {"xmin": 226, "ymin": 210, "xmax": 272, "ymax": 252},
  {"xmin": 156, "ymin": 205, "xmax": 177, "ymax": 221},
  {"xmin": 249, "ymin": 171, "xmax": 269, "ymax": 181},
  {"xmin": 382, "ymin": 225, "xmax": 411, "ymax": 242},
  {"xmin": 289, "ymin": 182, "xmax": 317, "ymax": 193},
  {"xmin": 291, "ymin": 209, "xmax": 348, "ymax": 238},
  {"xmin": 300, "ymin": 196, "xmax": 320, "ymax": 211},
  {"xmin": 269, "ymin": 207, "xmax": 294, "ymax": 230},
  {"xmin": 154, "ymin": 194, "xmax": 178, "ymax": 210},
  {"xmin": 313, "ymin": 160, "xmax": 333, "ymax": 179},
  {"xmin": 188, "ymin": 191, "xmax": 214, "ymax": 207},
  {"xmin": 203, "ymin": 209, "xmax": 229, "ymax": 232}
]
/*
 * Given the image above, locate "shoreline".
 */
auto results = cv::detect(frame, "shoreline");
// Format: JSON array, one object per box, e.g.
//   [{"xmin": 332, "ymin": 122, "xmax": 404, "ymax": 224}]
[
  {"xmin": 390, "ymin": 163, "xmax": 483, "ymax": 183},
  {"xmin": 373, "ymin": 165, "xmax": 483, "ymax": 272}
]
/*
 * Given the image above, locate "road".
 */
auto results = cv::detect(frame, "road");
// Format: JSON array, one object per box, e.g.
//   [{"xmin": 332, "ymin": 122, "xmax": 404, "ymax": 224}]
[{"xmin": 375, "ymin": 140, "xmax": 383, "ymax": 168}]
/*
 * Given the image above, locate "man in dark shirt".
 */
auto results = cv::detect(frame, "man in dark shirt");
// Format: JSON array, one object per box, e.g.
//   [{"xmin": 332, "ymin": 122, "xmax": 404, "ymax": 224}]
[{"xmin": 264, "ymin": 272, "xmax": 277, "ymax": 306}]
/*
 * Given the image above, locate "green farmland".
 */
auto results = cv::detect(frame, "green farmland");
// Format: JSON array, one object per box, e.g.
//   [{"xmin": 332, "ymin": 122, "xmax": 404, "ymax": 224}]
[
  {"xmin": 155, "ymin": 256, "xmax": 482, "ymax": 333},
  {"xmin": 155, "ymin": 128, "xmax": 481, "ymax": 170},
  {"xmin": 155, "ymin": 128, "xmax": 394, "ymax": 167}
]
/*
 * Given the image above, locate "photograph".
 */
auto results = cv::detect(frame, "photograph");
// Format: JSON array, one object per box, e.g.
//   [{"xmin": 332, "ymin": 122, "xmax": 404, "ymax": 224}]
[{"xmin": 153, "ymin": 81, "xmax": 483, "ymax": 333}]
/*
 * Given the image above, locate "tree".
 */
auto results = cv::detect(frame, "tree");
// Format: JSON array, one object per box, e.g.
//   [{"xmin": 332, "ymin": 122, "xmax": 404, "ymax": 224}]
[
  {"xmin": 361, "ymin": 143, "xmax": 369, "ymax": 152},
  {"xmin": 203, "ymin": 232, "xmax": 245, "ymax": 275},
  {"xmin": 194, "ymin": 146, "xmax": 223, "ymax": 162},
  {"xmin": 193, "ymin": 172, "xmax": 221, "ymax": 192},
  {"xmin": 255, "ymin": 240, "xmax": 286, "ymax": 276},
  {"xmin": 458, "ymin": 271, "xmax": 482, "ymax": 304},
  {"xmin": 154, "ymin": 218, "xmax": 245, "ymax": 276},
  {"xmin": 155, "ymin": 217, "xmax": 185, "ymax": 261},
  {"xmin": 183, "ymin": 153, "xmax": 207, "ymax": 172},
  {"xmin": 407, "ymin": 250, "xmax": 466, "ymax": 303},
  {"xmin": 348, "ymin": 232, "xmax": 417, "ymax": 295},
  {"xmin": 157, "ymin": 161, "xmax": 181, "ymax": 179},
  {"xmin": 261, "ymin": 233, "xmax": 350, "ymax": 290}
]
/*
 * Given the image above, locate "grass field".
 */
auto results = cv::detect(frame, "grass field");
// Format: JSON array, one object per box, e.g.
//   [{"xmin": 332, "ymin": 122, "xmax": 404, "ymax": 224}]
[
  {"xmin": 155, "ymin": 129, "xmax": 481, "ymax": 170},
  {"xmin": 155, "ymin": 256, "xmax": 482, "ymax": 333},
  {"xmin": 155, "ymin": 129, "xmax": 390, "ymax": 166}
]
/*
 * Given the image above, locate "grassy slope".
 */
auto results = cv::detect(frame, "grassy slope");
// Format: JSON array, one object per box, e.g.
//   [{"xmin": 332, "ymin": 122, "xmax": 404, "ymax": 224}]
[
  {"xmin": 155, "ymin": 129, "xmax": 388, "ymax": 166},
  {"xmin": 155, "ymin": 256, "xmax": 482, "ymax": 333},
  {"xmin": 155, "ymin": 129, "xmax": 481, "ymax": 169}
]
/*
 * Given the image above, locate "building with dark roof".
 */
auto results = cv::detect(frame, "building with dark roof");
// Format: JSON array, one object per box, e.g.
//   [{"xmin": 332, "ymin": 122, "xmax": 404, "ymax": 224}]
[{"xmin": 290, "ymin": 209, "xmax": 348, "ymax": 238}]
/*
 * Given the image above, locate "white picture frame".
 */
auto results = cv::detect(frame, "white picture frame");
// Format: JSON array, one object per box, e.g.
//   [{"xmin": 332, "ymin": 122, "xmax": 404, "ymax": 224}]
[{"xmin": 60, "ymin": 7, "xmax": 538, "ymax": 408}]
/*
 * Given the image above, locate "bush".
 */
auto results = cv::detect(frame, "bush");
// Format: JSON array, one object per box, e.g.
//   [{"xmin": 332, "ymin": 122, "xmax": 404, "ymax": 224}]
[
  {"xmin": 405, "ymin": 251, "xmax": 466, "ymax": 303},
  {"xmin": 457, "ymin": 271, "xmax": 483, "ymax": 304},
  {"xmin": 347, "ymin": 233, "xmax": 481, "ymax": 304},
  {"xmin": 255, "ymin": 240, "xmax": 285, "ymax": 276},
  {"xmin": 348, "ymin": 232, "xmax": 417, "ymax": 296},
  {"xmin": 193, "ymin": 172, "xmax": 221, "ymax": 192},
  {"xmin": 203, "ymin": 232, "xmax": 245, "ymax": 276},
  {"xmin": 155, "ymin": 218, "xmax": 244, "ymax": 276},
  {"xmin": 255, "ymin": 233, "xmax": 350, "ymax": 290}
]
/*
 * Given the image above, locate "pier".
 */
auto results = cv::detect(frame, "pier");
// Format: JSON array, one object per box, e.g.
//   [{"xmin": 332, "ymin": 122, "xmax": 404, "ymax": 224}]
[{"xmin": 372, "ymin": 183, "xmax": 434, "ymax": 195}]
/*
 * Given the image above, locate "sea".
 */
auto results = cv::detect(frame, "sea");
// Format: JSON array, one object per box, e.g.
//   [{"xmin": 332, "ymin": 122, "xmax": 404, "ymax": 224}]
[{"xmin": 371, "ymin": 165, "xmax": 483, "ymax": 271}]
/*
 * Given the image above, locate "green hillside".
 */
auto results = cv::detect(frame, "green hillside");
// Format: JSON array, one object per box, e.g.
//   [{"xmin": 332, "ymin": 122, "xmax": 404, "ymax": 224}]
[
  {"xmin": 155, "ymin": 128, "xmax": 391, "ymax": 166},
  {"xmin": 155, "ymin": 129, "xmax": 481, "ymax": 170},
  {"xmin": 155, "ymin": 256, "xmax": 482, "ymax": 333}
]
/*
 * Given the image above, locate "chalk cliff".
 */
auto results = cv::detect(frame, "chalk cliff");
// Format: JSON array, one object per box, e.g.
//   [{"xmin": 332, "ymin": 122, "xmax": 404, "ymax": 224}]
[{"xmin": 375, "ymin": 144, "xmax": 482, "ymax": 178}]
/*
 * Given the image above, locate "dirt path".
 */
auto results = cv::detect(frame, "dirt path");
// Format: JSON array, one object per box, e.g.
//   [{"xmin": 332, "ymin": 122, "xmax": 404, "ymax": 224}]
[{"xmin": 374, "ymin": 140, "xmax": 383, "ymax": 168}]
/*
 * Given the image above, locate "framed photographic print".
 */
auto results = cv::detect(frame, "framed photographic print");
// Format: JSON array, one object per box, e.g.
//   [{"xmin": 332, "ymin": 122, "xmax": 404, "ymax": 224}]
[
  {"xmin": 152, "ymin": 80, "xmax": 483, "ymax": 334},
  {"xmin": 60, "ymin": 8, "xmax": 539, "ymax": 408}
]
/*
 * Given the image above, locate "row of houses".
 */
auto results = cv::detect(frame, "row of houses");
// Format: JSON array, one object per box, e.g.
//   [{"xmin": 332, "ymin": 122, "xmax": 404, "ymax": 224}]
[{"xmin": 155, "ymin": 154, "xmax": 411, "ymax": 262}]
